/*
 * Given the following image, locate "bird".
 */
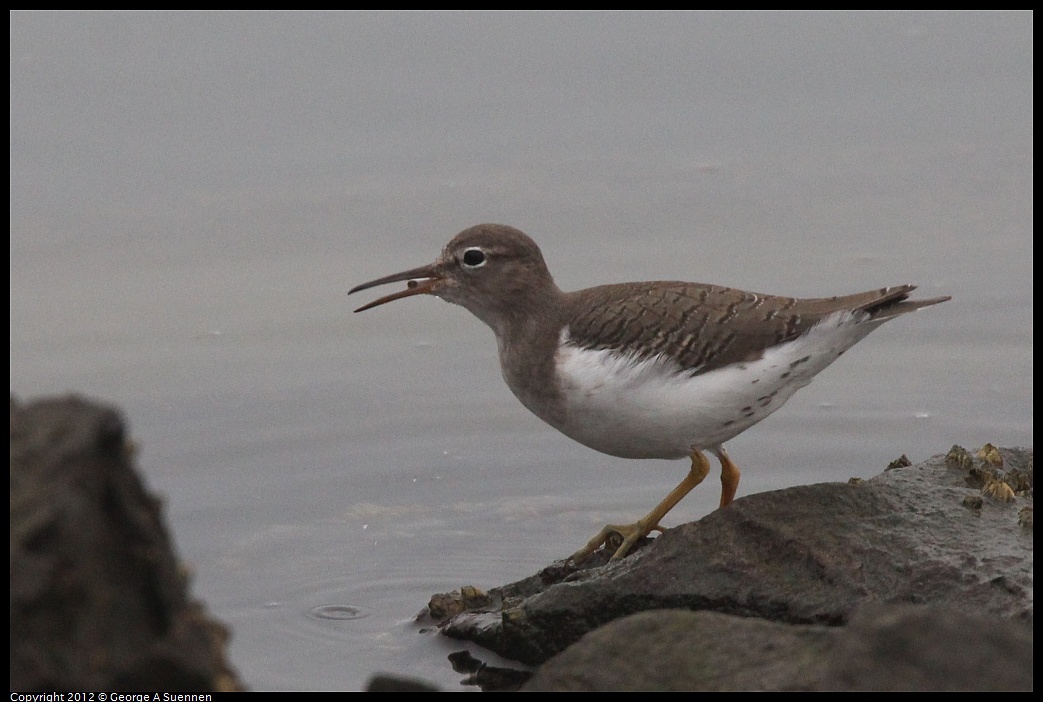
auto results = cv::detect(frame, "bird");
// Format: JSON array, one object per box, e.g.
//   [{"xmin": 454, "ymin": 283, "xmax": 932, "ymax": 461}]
[{"xmin": 349, "ymin": 224, "xmax": 949, "ymax": 561}]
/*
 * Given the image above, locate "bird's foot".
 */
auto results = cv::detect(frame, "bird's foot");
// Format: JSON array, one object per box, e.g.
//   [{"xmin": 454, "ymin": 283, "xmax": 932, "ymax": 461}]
[{"xmin": 569, "ymin": 520, "xmax": 663, "ymax": 563}]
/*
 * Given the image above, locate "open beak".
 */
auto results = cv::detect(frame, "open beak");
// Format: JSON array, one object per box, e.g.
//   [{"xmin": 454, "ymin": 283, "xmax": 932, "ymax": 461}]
[{"xmin": 348, "ymin": 263, "xmax": 442, "ymax": 313}]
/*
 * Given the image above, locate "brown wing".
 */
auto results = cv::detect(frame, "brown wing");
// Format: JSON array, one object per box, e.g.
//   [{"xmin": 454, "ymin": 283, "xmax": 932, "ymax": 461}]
[{"xmin": 565, "ymin": 282, "xmax": 948, "ymax": 374}]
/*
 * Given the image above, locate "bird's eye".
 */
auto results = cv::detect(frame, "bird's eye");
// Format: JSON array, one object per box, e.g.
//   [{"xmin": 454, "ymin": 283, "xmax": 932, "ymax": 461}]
[{"xmin": 462, "ymin": 248, "xmax": 487, "ymax": 268}]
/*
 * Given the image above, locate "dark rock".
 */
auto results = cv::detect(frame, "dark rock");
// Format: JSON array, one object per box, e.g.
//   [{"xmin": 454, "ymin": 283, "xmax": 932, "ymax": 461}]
[
  {"xmin": 820, "ymin": 603, "xmax": 1033, "ymax": 691},
  {"xmin": 365, "ymin": 673, "xmax": 441, "ymax": 692},
  {"xmin": 523, "ymin": 609, "xmax": 833, "ymax": 691},
  {"xmin": 429, "ymin": 447, "xmax": 1032, "ymax": 682},
  {"xmin": 10, "ymin": 395, "xmax": 242, "ymax": 692},
  {"xmin": 522, "ymin": 604, "xmax": 1032, "ymax": 691},
  {"xmin": 447, "ymin": 650, "xmax": 533, "ymax": 691}
]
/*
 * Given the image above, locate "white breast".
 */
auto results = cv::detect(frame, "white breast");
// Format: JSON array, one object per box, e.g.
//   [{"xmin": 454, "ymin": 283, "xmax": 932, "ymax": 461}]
[{"xmin": 550, "ymin": 310, "xmax": 881, "ymax": 459}]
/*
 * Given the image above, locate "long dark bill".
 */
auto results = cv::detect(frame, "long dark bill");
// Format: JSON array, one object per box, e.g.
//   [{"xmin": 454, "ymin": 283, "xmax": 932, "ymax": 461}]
[{"xmin": 348, "ymin": 263, "xmax": 441, "ymax": 313}]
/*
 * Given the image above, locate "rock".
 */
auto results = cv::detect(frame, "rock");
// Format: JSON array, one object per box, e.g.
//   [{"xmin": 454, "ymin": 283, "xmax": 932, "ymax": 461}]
[
  {"xmin": 522, "ymin": 608, "xmax": 832, "ymax": 691},
  {"xmin": 426, "ymin": 446, "xmax": 1032, "ymax": 689},
  {"xmin": 365, "ymin": 673, "xmax": 441, "ymax": 692},
  {"xmin": 10, "ymin": 395, "xmax": 242, "ymax": 692},
  {"xmin": 522, "ymin": 603, "xmax": 1032, "ymax": 691},
  {"xmin": 819, "ymin": 603, "xmax": 1033, "ymax": 691}
]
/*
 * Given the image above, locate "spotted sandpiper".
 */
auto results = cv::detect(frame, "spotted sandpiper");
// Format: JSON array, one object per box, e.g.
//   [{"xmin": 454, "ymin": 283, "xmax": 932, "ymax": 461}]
[{"xmin": 349, "ymin": 224, "xmax": 949, "ymax": 561}]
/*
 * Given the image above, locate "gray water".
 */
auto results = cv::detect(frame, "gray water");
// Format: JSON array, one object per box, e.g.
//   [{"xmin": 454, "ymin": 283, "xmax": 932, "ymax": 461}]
[{"xmin": 10, "ymin": 11, "xmax": 1032, "ymax": 691}]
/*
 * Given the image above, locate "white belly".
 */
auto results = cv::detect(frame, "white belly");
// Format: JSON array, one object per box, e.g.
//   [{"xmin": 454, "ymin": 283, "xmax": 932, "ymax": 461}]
[{"xmin": 549, "ymin": 311, "xmax": 879, "ymax": 459}]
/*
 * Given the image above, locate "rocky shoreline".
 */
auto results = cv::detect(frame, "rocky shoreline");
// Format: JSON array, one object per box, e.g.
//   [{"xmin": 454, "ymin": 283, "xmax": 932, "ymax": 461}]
[
  {"xmin": 10, "ymin": 395, "xmax": 1032, "ymax": 691},
  {"xmin": 419, "ymin": 444, "xmax": 1032, "ymax": 690}
]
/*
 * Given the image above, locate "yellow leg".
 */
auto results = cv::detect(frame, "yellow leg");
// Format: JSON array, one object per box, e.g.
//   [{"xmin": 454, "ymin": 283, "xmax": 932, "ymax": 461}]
[
  {"xmin": 713, "ymin": 446, "xmax": 741, "ymax": 507},
  {"xmin": 570, "ymin": 450, "xmax": 713, "ymax": 562}
]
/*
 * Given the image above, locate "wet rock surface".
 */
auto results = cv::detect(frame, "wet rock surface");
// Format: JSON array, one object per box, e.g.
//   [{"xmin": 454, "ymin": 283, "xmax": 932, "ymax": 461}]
[{"xmin": 426, "ymin": 446, "xmax": 1032, "ymax": 690}]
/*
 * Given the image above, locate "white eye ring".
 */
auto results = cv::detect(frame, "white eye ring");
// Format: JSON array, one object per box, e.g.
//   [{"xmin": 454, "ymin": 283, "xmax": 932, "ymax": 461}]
[{"xmin": 461, "ymin": 247, "xmax": 488, "ymax": 268}]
